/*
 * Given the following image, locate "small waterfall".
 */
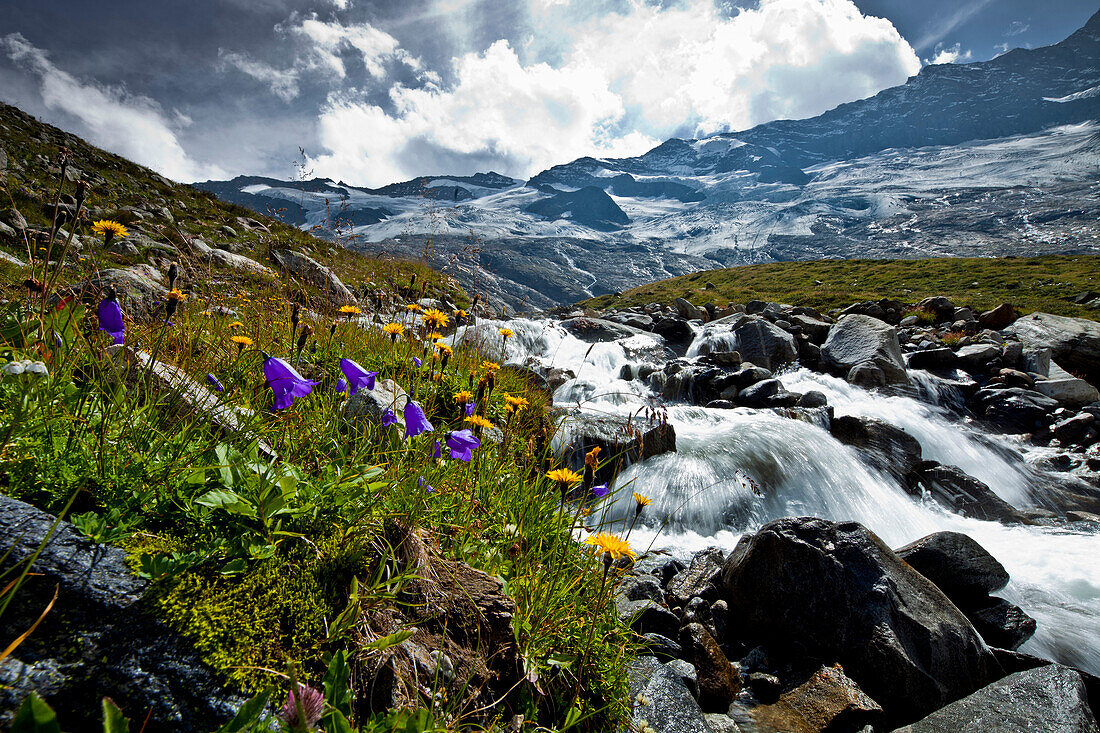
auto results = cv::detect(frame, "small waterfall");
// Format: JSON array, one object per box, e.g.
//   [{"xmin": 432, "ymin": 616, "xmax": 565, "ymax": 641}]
[{"xmin": 460, "ymin": 318, "xmax": 1100, "ymax": 675}]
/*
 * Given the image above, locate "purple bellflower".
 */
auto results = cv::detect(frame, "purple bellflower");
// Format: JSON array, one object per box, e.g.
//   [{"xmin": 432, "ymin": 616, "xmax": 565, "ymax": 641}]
[
  {"xmin": 339, "ymin": 358, "xmax": 378, "ymax": 395},
  {"xmin": 404, "ymin": 400, "xmax": 433, "ymax": 438},
  {"xmin": 205, "ymin": 374, "xmax": 224, "ymax": 392},
  {"xmin": 263, "ymin": 356, "xmax": 318, "ymax": 410},
  {"xmin": 97, "ymin": 294, "xmax": 125, "ymax": 345},
  {"xmin": 445, "ymin": 429, "xmax": 480, "ymax": 462},
  {"xmin": 412, "ymin": 356, "xmax": 422, "ymax": 368},
  {"xmin": 336, "ymin": 377, "xmax": 348, "ymax": 394},
  {"xmin": 465, "ymin": 402, "xmax": 476, "ymax": 417},
  {"xmin": 381, "ymin": 408, "xmax": 399, "ymax": 427},
  {"xmin": 591, "ymin": 483, "xmax": 610, "ymax": 498},
  {"xmin": 431, "ymin": 440, "xmax": 442, "ymax": 459}
]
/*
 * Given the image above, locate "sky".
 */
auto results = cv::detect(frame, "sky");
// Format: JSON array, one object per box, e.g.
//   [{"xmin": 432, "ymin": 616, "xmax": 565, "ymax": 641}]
[{"xmin": 0, "ymin": 0, "xmax": 1096, "ymax": 186}]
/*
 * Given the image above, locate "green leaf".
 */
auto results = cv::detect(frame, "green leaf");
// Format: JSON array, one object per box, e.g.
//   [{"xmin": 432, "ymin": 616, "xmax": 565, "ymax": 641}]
[
  {"xmin": 195, "ymin": 489, "xmax": 255, "ymax": 518},
  {"xmin": 101, "ymin": 697, "xmax": 130, "ymax": 733},
  {"xmin": 361, "ymin": 629, "xmax": 414, "ymax": 651},
  {"xmin": 212, "ymin": 689, "xmax": 272, "ymax": 733},
  {"xmin": 322, "ymin": 650, "xmax": 352, "ymax": 719},
  {"xmin": 219, "ymin": 558, "xmax": 248, "ymax": 576},
  {"xmin": 10, "ymin": 693, "xmax": 60, "ymax": 733}
]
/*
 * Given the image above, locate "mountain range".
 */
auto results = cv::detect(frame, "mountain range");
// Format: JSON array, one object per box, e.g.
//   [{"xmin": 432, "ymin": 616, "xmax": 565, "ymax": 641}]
[{"xmin": 196, "ymin": 10, "xmax": 1100, "ymax": 311}]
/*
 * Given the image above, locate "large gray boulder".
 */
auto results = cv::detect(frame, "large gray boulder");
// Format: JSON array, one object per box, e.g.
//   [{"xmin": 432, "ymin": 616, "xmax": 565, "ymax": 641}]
[
  {"xmin": 821, "ymin": 314, "xmax": 910, "ymax": 385},
  {"xmin": 343, "ymin": 378, "xmax": 408, "ymax": 434},
  {"xmin": 208, "ymin": 248, "xmax": 274, "ymax": 277},
  {"xmin": 627, "ymin": 656, "xmax": 712, "ymax": 733},
  {"xmin": 84, "ymin": 266, "xmax": 168, "ymax": 319},
  {"xmin": 892, "ymin": 664, "xmax": 1098, "ymax": 732},
  {"xmin": 830, "ymin": 415, "xmax": 923, "ymax": 484},
  {"xmin": 718, "ymin": 518, "xmax": 1001, "ymax": 727},
  {"xmin": 271, "ymin": 249, "xmax": 357, "ymax": 305},
  {"xmin": 704, "ymin": 316, "xmax": 797, "ymax": 371},
  {"xmin": 895, "ymin": 532, "xmax": 1009, "ymax": 601},
  {"xmin": 1005, "ymin": 312, "xmax": 1100, "ymax": 384}
]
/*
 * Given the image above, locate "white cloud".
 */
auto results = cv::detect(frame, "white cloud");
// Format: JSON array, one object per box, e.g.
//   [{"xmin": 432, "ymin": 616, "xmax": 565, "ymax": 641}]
[
  {"xmin": 1006, "ymin": 21, "xmax": 1030, "ymax": 37},
  {"xmin": 311, "ymin": 0, "xmax": 920, "ymax": 186},
  {"xmin": 1, "ymin": 32, "xmax": 222, "ymax": 182},
  {"xmin": 218, "ymin": 49, "xmax": 301, "ymax": 101},
  {"xmin": 913, "ymin": 0, "xmax": 995, "ymax": 50},
  {"xmin": 926, "ymin": 42, "xmax": 973, "ymax": 65},
  {"xmin": 279, "ymin": 13, "xmax": 417, "ymax": 79}
]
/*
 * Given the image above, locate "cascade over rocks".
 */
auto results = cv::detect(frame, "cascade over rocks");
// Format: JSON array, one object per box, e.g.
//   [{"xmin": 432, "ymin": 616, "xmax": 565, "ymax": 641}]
[
  {"xmin": 717, "ymin": 517, "xmax": 1001, "ymax": 727},
  {"xmin": 830, "ymin": 415, "xmax": 923, "ymax": 484},
  {"xmin": 557, "ymin": 413, "xmax": 676, "ymax": 486},
  {"xmin": 906, "ymin": 461, "xmax": 1029, "ymax": 523}
]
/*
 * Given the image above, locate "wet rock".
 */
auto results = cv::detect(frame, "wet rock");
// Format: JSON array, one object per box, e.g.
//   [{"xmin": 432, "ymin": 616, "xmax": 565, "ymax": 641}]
[
  {"xmin": 641, "ymin": 634, "xmax": 684, "ymax": 661},
  {"xmin": 821, "ymin": 314, "xmax": 910, "ymax": 385},
  {"xmin": 666, "ymin": 548, "xmax": 725, "ymax": 608},
  {"xmin": 723, "ymin": 317, "xmax": 797, "ymax": 371},
  {"xmin": 654, "ymin": 317, "xmax": 696, "ymax": 353},
  {"xmin": 560, "ymin": 317, "xmax": 644, "ymax": 342},
  {"xmin": 746, "ymin": 665, "xmax": 883, "ymax": 733},
  {"xmin": 718, "ymin": 518, "xmax": 1001, "ymax": 727},
  {"xmin": 271, "ymin": 249, "xmax": 357, "ymax": 305},
  {"xmin": 618, "ymin": 574, "xmax": 665, "ymax": 603},
  {"xmin": 830, "ymin": 415, "xmax": 923, "ymax": 484},
  {"xmin": 557, "ymin": 413, "xmax": 675, "ymax": 486},
  {"xmin": 955, "ymin": 343, "xmax": 1001, "ymax": 371},
  {"xmin": 736, "ymin": 378, "xmax": 784, "ymax": 407},
  {"xmin": 895, "ymin": 531, "xmax": 1010, "ymax": 600},
  {"xmin": 906, "ymin": 462, "xmax": 1027, "ymax": 524},
  {"xmin": 1005, "ymin": 312, "xmax": 1100, "ymax": 384},
  {"xmin": 1052, "ymin": 413, "xmax": 1097, "ymax": 444},
  {"xmin": 848, "ymin": 360, "xmax": 887, "ymax": 389},
  {"xmin": 892, "ymin": 665, "xmax": 1097, "ymax": 732},
  {"xmin": 906, "ymin": 348, "xmax": 958, "ymax": 370},
  {"xmin": 679, "ymin": 623, "xmax": 740, "ymax": 712},
  {"xmin": 975, "ymin": 387, "xmax": 1059, "ymax": 433},
  {"xmin": 790, "ymin": 314, "xmax": 832, "ymax": 343},
  {"xmin": 0, "ymin": 496, "xmax": 243, "ymax": 729},
  {"xmin": 618, "ymin": 598, "xmax": 681, "ymax": 639},
  {"xmin": 798, "ymin": 390, "xmax": 828, "ymax": 408},
  {"xmin": 1033, "ymin": 376, "xmax": 1100, "ymax": 408},
  {"xmin": 965, "ymin": 597, "xmax": 1037, "ymax": 651},
  {"xmin": 627, "ymin": 657, "xmax": 712, "ymax": 733}
]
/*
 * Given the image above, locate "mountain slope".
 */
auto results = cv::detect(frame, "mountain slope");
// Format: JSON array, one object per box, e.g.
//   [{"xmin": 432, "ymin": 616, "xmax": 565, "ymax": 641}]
[{"xmin": 196, "ymin": 10, "xmax": 1100, "ymax": 311}]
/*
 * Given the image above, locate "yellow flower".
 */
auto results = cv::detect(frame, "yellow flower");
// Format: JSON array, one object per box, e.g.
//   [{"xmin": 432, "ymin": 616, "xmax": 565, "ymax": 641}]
[
  {"xmin": 546, "ymin": 468, "xmax": 582, "ymax": 485},
  {"xmin": 465, "ymin": 415, "xmax": 495, "ymax": 430},
  {"xmin": 481, "ymin": 360, "xmax": 501, "ymax": 373},
  {"xmin": 339, "ymin": 305, "xmax": 362, "ymax": 316},
  {"xmin": 504, "ymin": 394, "xmax": 529, "ymax": 413},
  {"xmin": 382, "ymin": 322, "xmax": 405, "ymax": 338},
  {"xmin": 167, "ymin": 288, "xmax": 186, "ymax": 302},
  {"xmin": 230, "ymin": 335, "xmax": 253, "ymax": 347},
  {"xmin": 427, "ymin": 332, "xmax": 444, "ymax": 342},
  {"xmin": 585, "ymin": 446, "xmax": 601, "ymax": 469},
  {"xmin": 405, "ymin": 303, "xmax": 423, "ymax": 312},
  {"xmin": 228, "ymin": 321, "xmax": 244, "ymax": 329},
  {"xmin": 633, "ymin": 493, "xmax": 651, "ymax": 508},
  {"xmin": 499, "ymin": 327, "xmax": 514, "ymax": 339},
  {"xmin": 91, "ymin": 219, "xmax": 128, "ymax": 240},
  {"xmin": 453, "ymin": 309, "xmax": 467, "ymax": 318},
  {"xmin": 584, "ymin": 533, "xmax": 636, "ymax": 561},
  {"xmin": 423, "ymin": 308, "xmax": 450, "ymax": 328},
  {"xmin": 453, "ymin": 390, "xmax": 473, "ymax": 403},
  {"xmin": 436, "ymin": 343, "xmax": 453, "ymax": 356}
]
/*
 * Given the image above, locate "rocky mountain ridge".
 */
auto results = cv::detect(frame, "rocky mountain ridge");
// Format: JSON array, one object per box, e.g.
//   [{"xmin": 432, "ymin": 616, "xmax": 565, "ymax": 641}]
[{"xmin": 197, "ymin": 10, "xmax": 1100, "ymax": 311}]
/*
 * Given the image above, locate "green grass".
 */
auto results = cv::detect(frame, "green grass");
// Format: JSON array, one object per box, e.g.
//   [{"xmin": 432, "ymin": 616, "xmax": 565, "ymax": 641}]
[{"xmin": 581, "ymin": 256, "xmax": 1100, "ymax": 320}]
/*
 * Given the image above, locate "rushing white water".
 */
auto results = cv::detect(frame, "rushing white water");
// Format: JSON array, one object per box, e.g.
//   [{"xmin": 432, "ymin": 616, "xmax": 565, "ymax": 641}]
[{"xmin": 463, "ymin": 318, "xmax": 1100, "ymax": 675}]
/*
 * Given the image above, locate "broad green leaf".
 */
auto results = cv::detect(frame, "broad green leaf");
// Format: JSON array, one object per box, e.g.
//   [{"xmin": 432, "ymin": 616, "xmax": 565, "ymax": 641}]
[
  {"xmin": 10, "ymin": 693, "xmax": 60, "ymax": 733},
  {"xmin": 212, "ymin": 689, "xmax": 272, "ymax": 733},
  {"xmin": 101, "ymin": 697, "xmax": 130, "ymax": 733},
  {"xmin": 361, "ymin": 629, "xmax": 414, "ymax": 651}
]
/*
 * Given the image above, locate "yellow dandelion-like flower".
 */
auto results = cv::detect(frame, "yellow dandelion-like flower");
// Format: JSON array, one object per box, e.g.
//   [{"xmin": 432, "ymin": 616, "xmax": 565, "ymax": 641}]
[
  {"xmin": 633, "ymin": 493, "xmax": 651, "ymax": 509},
  {"xmin": 453, "ymin": 390, "xmax": 473, "ymax": 403},
  {"xmin": 382, "ymin": 322, "xmax": 405, "ymax": 338},
  {"xmin": 546, "ymin": 468, "xmax": 582, "ymax": 485},
  {"xmin": 453, "ymin": 309, "xmax": 467, "ymax": 318},
  {"xmin": 167, "ymin": 288, "xmax": 186, "ymax": 302},
  {"xmin": 465, "ymin": 415, "xmax": 495, "ymax": 430},
  {"xmin": 499, "ymin": 327, "xmax": 514, "ymax": 339},
  {"xmin": 504, "ymin": 394, "xmax": 529, "ymax": 413},
  {"xmin": 481, "ymin": 360, "xmax": 501, "ymax": 373},
  {"xmin": 228, "ymin": 321, "xmax": 244, "ymax": 329},
  {"xmin": 91, "ymin": 219, "xmax": 128, "ymax": 240},
  {"xmin": 405, "ymin": 303, "xmax": 423, "ymax": 312},
  {"xmin": 230, "ymin": 335, "xmax": 253, "ymax": 347},
  {"xmin": 339, "ymin": 305, "xmax": 362, "ymax": 316},
  {"xmin": 584, "ymin": 533, "xmax": 636, "ymax": 561},
  {"xmin": 585, "ymin": 446, "xmax": 601, "ymax": 469},
  {"xmin": 423, "ymin": 308, "xmax": 450, "ymax": 328},
  {"xmin": 436, "ymin": 343, "xmax": 453, "ymax": 356},
  {"xmin": 427, "ymin": 332, "xmax": 444, "ymax": 342}
]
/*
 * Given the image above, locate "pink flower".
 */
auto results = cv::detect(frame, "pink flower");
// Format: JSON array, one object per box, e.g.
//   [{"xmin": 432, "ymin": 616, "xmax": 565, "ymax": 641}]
[{"xmin": 278, "ymin": 684, "xmax": 324, "ymax": 730}]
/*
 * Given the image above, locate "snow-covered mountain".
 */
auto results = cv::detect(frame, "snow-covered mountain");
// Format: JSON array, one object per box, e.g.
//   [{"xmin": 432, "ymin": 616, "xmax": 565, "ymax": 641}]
[{"xmin": 196, "ymin": 10, "xmax": 1100, "ymax": 311}]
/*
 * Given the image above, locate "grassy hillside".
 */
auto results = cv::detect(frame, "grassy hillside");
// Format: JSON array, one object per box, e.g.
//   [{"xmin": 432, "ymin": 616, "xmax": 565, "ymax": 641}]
[{"xmin": 581, "ymin": 256, "xmax": 1100, "ymax": 319}]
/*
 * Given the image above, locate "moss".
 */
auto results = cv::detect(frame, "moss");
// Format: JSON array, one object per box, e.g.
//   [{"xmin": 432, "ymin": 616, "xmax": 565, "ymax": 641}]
[{"xmin": 152, "ymin": 547, "xmax": 338, "ymax": 691}]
